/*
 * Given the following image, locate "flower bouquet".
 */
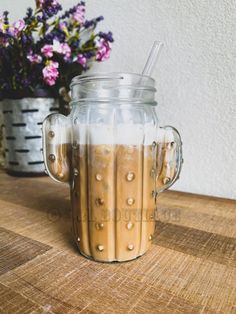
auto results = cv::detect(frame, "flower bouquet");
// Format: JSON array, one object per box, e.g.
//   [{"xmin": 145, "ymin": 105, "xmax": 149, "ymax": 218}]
[
  {"xmin": 0, "ymin": 0, "xmax": 113, "ymax": 175},
  {"xmin": 0, "ymin": 0, "xmax": 113, "ymax": 95}
]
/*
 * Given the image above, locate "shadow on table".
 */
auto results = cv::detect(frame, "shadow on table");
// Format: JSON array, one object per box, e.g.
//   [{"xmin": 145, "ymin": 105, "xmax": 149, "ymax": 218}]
[{"xmin": 0, "ymin": 173, "xmax": 79, "ymax": 251}]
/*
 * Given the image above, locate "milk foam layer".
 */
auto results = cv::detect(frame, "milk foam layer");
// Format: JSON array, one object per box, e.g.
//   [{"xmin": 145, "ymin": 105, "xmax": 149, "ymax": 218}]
[{"xmin": 50, "ymin": 124, "xmax": 174, "ymax": 145}]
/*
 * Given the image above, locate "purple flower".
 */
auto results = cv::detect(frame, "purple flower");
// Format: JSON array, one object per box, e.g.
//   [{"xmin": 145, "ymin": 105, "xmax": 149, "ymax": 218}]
[
  {"xmin": 24, "ymin": 7, "xmax": 33, "ymax": 24},
  {"xmin": 43, "ymin": 29, "xmax": 66, "ymax": 45},
  {"xmin": 60, "ymin": 1, "xmax": 85, "ymax": 19},
  {"xmin": 41, "ymin": 44, "xmax": 53, "ymax": 57},
  {"xmin": 96, "ymin": 16, "xmax": 104, "ymax": 22},
  {"xmin": 84, "ymin": 51, "xmax": 95, "ymax": 58},
  {"xmin": 83, "ymin": 15, "xmax": 104, "ymax": 29},
  {"xmin": 59, "ymin": 21, "xmax": 67, "ymax": 31},
  {"xmin": 42, "ymin": 60, "xmax": 59, "ymax": 86},
  {"xmin": 99, "ymin": 31, "xmax": 114, "ymax": 43},
  {"xmin": 3, "ymin": 11, "xmax": 9, "ymax": 24},
  {"xmin": 26, "ymin": 7, "xmax": 33, "ymax": 18},
  {"xmin": 21, "ymin": 34, "xmax": 33, "ymax": 46},
  {"xmin": 8, "ymin": 19, "xmax": 25, "ymax": 37},
  {"xmin": 39, "ymin": 0, "xmax": 62, "ymax": 17},
  {"xmin": 96, "ymin": 38, "xmax": 111, "ymax": 62},
  {"xmin": 77, "ymin": 53, "xmax": 86, "ymax": 67},
  {"xmin": 72, "ymin": 4, "xmax": 85, "ymax": 24},
  {"xmin": 27, "ymin": 51, "xmax": 42, "ymax": 64}
]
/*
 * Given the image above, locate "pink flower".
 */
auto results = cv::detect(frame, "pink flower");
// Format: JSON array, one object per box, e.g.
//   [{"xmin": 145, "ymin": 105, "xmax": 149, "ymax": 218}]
[
  {"xmin": 51, "ymin": 0, "xmax": 59, "ymax": 7},
  {"xmin": 13, "ymin": 19, "xmax": 25, "ymax": 32},
  {"xmin": 42, "ymin": 61, "xmax": 59, "ymax": 86},
  {"xmin": 27, "ymin": 52, "xmax": 42, "ymax": 64},
  {"xmin": 41, "ymin": 44, "xmax": 53, "ymax": 58},
  {"xmin": 96, "ymin": 38, "xmax": 111, "ymax": 62},
  {"xmin": 52, "ymin": 40, "xmax": 71, "ymax": 61},
  {"xmin": 0, "ymin": 17, "xmax": 5, "ymax": 33},
  {"xmin": 8, "ymin": 19, "xmax": 25, "ymax": 37},
  {"xmin": 77, "ymin": 54, "xmax": 87, "ymax": 67},
  {"xmin": 39, "ymin": 0, "xmax": 58, "ymax": 7},
  {"xmin": 60, "ymin": 43, "xmax": 71, "ymax": 60},
  {"xmin": 72, "ymin": 4, "xmax": 85, "ymax": 24}
]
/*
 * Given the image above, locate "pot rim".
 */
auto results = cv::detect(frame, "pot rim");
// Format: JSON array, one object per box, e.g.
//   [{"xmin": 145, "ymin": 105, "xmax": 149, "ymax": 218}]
[{"xmin": 2, "ymin": 88, "xmax": 57, "ymax": 99}]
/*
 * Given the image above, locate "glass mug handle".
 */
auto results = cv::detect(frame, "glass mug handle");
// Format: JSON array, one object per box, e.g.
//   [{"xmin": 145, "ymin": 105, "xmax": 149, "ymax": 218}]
[
  {"xmin": 42, "ymin": 113, "xmax": 72, "ymax": 183},
  {"xmin": 156, "ymin": 125, "xmax": 183, "ymax": 193}
]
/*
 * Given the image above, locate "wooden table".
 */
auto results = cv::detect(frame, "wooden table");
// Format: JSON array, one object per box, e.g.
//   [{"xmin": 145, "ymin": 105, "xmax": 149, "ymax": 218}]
[{"xmin": 0, "ymin": 170, "xmax": 236, "ymax": 314}]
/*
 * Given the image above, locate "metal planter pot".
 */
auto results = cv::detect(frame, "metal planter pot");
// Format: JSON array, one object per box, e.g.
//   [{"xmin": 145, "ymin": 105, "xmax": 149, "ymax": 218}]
[{"xmin": 1, "ymin": 92, "xmax": 59, "ymax": 175}]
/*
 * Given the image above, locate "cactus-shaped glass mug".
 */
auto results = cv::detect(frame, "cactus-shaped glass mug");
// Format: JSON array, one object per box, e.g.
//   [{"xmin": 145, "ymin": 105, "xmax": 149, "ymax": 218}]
[{"xmin": 43, "ymin": 73, "xmax": 183, "ymax": 262}]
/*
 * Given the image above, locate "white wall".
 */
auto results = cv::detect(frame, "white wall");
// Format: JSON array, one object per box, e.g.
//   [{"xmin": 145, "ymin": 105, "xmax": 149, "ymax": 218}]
[{"xmin": 1, "ymin": 0, "xmax": 236, "ymax": 199}]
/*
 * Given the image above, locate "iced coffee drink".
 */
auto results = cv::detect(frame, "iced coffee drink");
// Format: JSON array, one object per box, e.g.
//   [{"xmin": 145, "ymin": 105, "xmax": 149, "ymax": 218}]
[
  {"xmin": 43, "ymin": 72, "xmax": 182, "ymax": 263},
  {"xmin": 45, "ymin": 123, "xmax": 177, "ymax": 262}
]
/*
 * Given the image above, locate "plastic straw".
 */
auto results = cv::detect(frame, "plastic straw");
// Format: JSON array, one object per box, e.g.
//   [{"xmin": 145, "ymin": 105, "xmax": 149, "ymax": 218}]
[{"xmin": 142, "ymin": 41, "xmax": 164, "ymax": 76}]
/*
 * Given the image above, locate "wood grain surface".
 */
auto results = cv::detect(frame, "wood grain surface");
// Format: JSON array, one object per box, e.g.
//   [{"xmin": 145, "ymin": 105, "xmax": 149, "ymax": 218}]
[{"xmin": 0, "ymin": 170, "xmax": 235, "ymax": 313}]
